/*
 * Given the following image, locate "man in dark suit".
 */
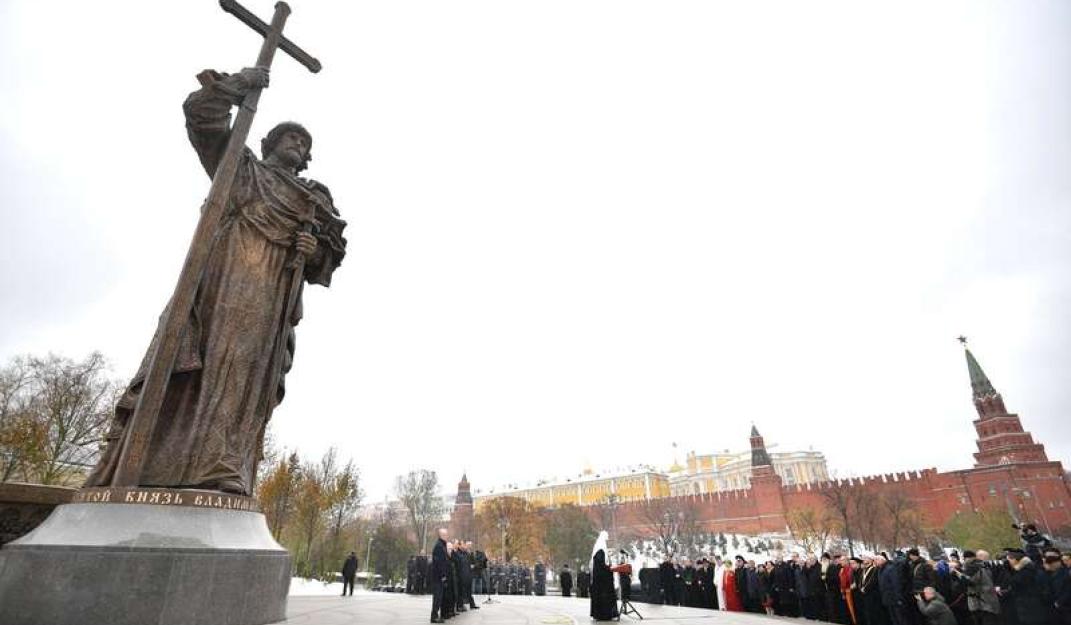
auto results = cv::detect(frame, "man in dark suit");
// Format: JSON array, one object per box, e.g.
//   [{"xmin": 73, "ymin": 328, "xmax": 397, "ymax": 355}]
[
  {"xmin": 455, "ymin": 541, "xmax": 479, "ymax": 612},
  {"xmin": 451, "ymin": 541, "xmax": 466, "ymax": 612},
  {"xmin": 577, "ymin": 564, "xmax": 591, "ymax": 598},
  {"xmin": 430, "ymin": 528, "xmax": 450, "ymax": 624},
  {"xmin": 774, "ymin": 557, "xmax": 798, "ymax": 616},
  {"xmin": 444, "ymin": 542, "xmax": 457, "ymax": 619},
  {"xmin": 341, "ymin": 551, "xmax": 359, "ymax": 596},
  {"xmin": 1005, "ymin": 548, "xmax": 1049, "ymax": 625},
  {"xmin": 560, "ymin": 564, "xmax": 574, "ymax": 597},
  {"xmin": 659, "ymin": 555, "xmax": 676, "ymax": 605}
]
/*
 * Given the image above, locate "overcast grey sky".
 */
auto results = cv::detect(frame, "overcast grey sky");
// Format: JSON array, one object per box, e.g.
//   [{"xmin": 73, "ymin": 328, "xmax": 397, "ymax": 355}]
[{"xmin": 1, "ymin": 1, "xmax": 1069, "ymax": 501}]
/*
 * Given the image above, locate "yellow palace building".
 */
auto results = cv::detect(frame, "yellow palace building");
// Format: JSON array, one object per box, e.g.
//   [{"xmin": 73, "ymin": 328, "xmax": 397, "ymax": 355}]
[{"xmin": 474, "ymin": 466, "xmax": 671, "ymax": 511}]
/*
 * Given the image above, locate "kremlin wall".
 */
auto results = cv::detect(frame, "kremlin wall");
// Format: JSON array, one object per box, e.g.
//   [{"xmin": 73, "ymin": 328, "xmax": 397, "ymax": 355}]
[{"xmin": 452, "ymin": 346, "xmax": 1071, "ymax": 540}]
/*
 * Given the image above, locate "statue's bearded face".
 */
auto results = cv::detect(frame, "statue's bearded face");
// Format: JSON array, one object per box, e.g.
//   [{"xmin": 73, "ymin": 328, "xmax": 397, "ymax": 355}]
[{"xmin": 270, "ymin": 129, "xmax": 310, "ymax": 169}]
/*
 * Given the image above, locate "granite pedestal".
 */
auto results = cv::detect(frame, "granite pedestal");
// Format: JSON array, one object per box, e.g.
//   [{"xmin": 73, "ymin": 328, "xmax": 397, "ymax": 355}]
[
  {"xmin": 0, "ymin": 482, "xmax": 75, "ymax": 546},
  {"xmin": 0, "ymin": 487, "xmax": 291, "ymax": 625}
]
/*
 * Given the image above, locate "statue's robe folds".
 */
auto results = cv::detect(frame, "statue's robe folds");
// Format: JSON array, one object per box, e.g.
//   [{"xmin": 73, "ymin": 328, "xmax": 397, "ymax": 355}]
[{"xmin": 85, "ymin": 72, "xmax": 346, "ymax": 495}]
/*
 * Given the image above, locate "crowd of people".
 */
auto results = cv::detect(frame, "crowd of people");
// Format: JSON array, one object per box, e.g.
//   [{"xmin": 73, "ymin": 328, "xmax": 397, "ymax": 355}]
[
  {"xmin": 645, "ymin": 525, "xmax": 1069, "ymax": 625},
  {"xmin": 405, "ymin": 524, "xmax": 1069, "ymax": 625}
]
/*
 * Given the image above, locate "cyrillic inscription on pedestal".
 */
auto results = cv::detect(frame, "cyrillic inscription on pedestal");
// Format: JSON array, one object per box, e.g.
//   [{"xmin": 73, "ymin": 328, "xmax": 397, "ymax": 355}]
[{"xmin": 71, "ymin": 487, "xmax": 260, "ymax": 512}]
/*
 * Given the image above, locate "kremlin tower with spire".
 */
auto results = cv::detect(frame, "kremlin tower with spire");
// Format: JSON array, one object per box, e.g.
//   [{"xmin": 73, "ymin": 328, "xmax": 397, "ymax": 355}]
[
  {"xmin": 449, "ymin": 473, "xmax": 475, "ymax": 541},
  {"xmin": 964, "ymin": 345, "xmax": 1050, "ymax": 466}
]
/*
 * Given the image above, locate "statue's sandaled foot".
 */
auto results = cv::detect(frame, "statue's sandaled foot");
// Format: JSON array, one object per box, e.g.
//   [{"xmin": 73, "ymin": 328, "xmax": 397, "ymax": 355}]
[
  {"xmin": 216, "ymin": 479, "xmax": 246, "ymax": 494},
  {"xmin": 198, "ymin": 478, "xmax": 247, "ymax": 495}
]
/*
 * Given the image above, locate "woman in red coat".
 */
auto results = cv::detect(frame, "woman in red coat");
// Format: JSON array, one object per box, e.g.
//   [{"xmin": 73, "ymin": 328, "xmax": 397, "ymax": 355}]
[{"xmin": 723, "ymin": 563, "xmax": 744, "ymax": 611}]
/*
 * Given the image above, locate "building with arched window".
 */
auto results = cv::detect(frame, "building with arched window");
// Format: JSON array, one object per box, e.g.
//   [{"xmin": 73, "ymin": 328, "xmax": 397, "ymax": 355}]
[{"xmin": 668, "ymin": 441, "xmax": 829, "ymax": 495}]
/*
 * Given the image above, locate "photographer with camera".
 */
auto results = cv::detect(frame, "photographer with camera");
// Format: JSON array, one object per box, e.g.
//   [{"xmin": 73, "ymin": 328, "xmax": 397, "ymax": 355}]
[
  {"xmin": 610, "ymin": 551, "xmax": 634, "ymax": 602},
  {"xmin": 915, "ymin": 587, "xmax": 957, "ymax": 625},
  {"xmin": 953, "ymin": 550, "xmax": 1001, "ymax": 625},
  {"xmin": 1013, "ymin": 523, "xmax": 1053, "ymax": 562},
  {"xmin": 471, "ymin": 545, "xmax": 488, "ymax": 597},
  {"xmin": 610, "ymin": 550, "xmax": 641, "ymax": 618}
]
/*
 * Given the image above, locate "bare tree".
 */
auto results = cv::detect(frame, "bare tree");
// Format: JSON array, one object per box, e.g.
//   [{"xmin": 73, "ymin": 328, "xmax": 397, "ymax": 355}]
[
  {"xmin": 592, "ymin": 493, "xmax": 622, "ymax": 546},
  {"xmin": 328, "ymin": 460, "xmax": 363, "ymax": 538},
  {"xmin": 638, "ymin": 496, "xmax": 700, "ymax": 557},
  {"xmin": 821, "ymin": 480, "xmax": 859, "ymax": 556},
  {"xmin": 787, "ymin": 506, "xmax": 834, "ymax": 555},
  {"xmin": 879, "ymin": 490, "xmax": 925, "ymax": 551},
  {"xmin": 854, "ymin": 490, "xmax": 883, "ymax": 553},
  {"xmin": 0, "ymin": 353, "xmax": 120, "ymax": 485},
  {"xmin": 0, "ymin": 357, "xmax": 40, "ymax": 481},
  {"xmin": 395, "ymin": 469, "xmax": 444, "ymax": 554}
]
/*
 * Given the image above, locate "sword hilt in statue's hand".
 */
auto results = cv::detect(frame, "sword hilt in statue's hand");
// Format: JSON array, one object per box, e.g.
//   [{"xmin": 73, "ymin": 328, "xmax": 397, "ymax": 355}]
[{"xmin": 290, "ymin": 221, "xmax": 317, "ymax": 268}]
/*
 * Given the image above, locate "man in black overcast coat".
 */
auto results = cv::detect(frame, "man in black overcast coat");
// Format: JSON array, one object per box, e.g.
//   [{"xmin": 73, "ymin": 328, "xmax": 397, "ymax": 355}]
[
  {"xmin": 341, "ymin": 551, "xmax": 358, "ymax": 596},
  {"xmin": 430, "ymin": 528, "xmax": 449, "ymax": 624},
  {"xmin": 659, "ymin": 556, "xmax": 676, "ymax": 605},
  {"xmin": 1006, "ymin": 549, "xmax": 1049, "ymax": 625},
  {"xmin": 560, "ymin": 564, "xmax": 574, "ymax": 597},
  {"xmin": 457, "ymin": 541, "xmax": 478, "ymax": 611},
  {"xmin": 578, "ymin": 564, "xmax": 592, "ymax": 598}
]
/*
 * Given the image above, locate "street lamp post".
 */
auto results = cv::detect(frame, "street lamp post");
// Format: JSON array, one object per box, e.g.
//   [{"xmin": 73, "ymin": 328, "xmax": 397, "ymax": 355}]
[
  {"xmin": 496, "ymin": 516, "xmax": 510, "ymax": 561},
  {"xmin": 605, "ymin": 494, "xmax": 620, "ymax": 549},
  {"xmin": 365, "ymin": 535, "xmax": 375, "ymax": 577},
  {"xmin": 663, "ymin": 511, "xmax": 672, "ymax": 556}
]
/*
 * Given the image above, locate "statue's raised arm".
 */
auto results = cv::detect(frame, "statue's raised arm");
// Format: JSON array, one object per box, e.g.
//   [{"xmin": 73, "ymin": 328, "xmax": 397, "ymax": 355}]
[{"xmin": 182, "ymin": 67, "xmax": 269, "ymax": 177}]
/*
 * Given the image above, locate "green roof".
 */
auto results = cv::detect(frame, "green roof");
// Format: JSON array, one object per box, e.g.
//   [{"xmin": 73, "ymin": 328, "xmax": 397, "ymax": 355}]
[{"xmin": 965, "ymin": 348, "xmax": 997, "ymax": 399}]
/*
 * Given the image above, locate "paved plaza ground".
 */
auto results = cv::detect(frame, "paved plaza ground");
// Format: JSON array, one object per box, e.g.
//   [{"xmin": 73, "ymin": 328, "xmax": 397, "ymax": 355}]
[{"xmin": 284, "ymin": 594, "xmax": 784, "ymax": 625}]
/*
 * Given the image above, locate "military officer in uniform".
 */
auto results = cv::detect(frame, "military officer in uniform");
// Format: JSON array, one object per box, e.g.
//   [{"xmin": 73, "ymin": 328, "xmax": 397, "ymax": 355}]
[
  {"xmin": 488, "ymin": 559, "xmax": 500, "ymax": 595},
  {"xmin": 511, "ymin": 560, "xmax": 521, "ymax": 595},
  {"xmin": 534, "ymin": 559, "xmax": 547, "ymax": 596},
  {"xmin": 522, "ymin": 561, "xmax": 533, "ymax": 595},
  {"xmin": 513, "ymin": 560, "xmax": 523, "ymax": 595}
]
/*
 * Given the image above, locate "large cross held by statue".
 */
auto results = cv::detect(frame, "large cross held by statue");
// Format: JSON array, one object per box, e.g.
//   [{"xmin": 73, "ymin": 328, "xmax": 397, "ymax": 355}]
[{"xmin": 112, "ymin": 0, "xmax": 321, "ymax": 486}]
